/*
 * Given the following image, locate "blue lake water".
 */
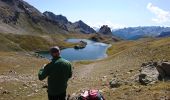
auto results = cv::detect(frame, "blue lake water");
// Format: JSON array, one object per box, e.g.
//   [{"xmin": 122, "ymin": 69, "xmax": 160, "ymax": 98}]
[{"xmin": 39, "ymin": 39, "xmax": 110, "ymax": 61}]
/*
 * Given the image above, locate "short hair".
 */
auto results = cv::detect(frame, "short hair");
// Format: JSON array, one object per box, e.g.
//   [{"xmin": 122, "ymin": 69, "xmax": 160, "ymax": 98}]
[{"xmin": 50, "ymin": 46, "xmax": 60, "ymax": 53}]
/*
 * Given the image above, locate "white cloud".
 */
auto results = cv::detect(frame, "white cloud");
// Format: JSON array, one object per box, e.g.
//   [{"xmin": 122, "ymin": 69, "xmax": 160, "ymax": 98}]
[
  {"xmin": 147, "ymin": 3, "xmax": 170, "ymax": 23},
  {"xmin": 87, "ymin": 21, "xmax": 125, "ymax": 30}
]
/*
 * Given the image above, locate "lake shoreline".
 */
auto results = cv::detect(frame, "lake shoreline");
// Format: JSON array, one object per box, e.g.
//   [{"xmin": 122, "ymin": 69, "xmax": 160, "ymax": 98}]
[{"xmin": 37, "ymin": 39, "xmax": 111, "ymax": 61}]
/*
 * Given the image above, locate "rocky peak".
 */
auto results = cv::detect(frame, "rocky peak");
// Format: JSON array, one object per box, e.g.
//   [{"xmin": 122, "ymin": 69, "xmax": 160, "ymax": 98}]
[
  {"xmin": 74, "ymin": 20, "xmax": 84, "ymax": 28},
  {"xmin": 99, "ymin": 25, "xmax": 112, "ymax": 35},
  {"xmin": 43, "ymin": 11, "xmax": 69, "ymax": 24},
  {"xmin": 76, "ymin": 20, "xmax": 84, "ymax": 24},
  {"xmin": 73, "ymin": 20, "xmax": 96, "ymax": 34}
]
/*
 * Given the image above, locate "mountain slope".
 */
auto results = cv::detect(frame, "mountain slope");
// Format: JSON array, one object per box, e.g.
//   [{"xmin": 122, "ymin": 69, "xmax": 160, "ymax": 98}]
[{"xmin": 0, "ymin": 0, "xmax": 96, "ymax": 35}]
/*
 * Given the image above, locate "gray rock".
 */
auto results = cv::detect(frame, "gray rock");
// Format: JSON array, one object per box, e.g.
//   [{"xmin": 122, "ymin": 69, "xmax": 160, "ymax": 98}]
[
  {"xmin": 109, "ymin": 79, "xmax": 121, "ymax": 88},
  {"xmin": 138, "ymin": 61, "xmax": 159, "ymax": 85}
]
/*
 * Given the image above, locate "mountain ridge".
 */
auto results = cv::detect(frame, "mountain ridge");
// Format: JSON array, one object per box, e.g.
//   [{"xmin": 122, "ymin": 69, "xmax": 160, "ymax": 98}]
[
  {"xmin": 43, "ymin": 11, "xmax": 96, "ymax": 34},
  {"xmin": 112, "ymin": 26, "xmax": 170, "ymax": 40}
]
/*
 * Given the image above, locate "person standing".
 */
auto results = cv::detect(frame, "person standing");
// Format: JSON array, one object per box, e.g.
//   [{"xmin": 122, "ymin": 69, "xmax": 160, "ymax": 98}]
[{"xmin": 38, "ymin": 46, "xmax": 72, "ymax": 100}]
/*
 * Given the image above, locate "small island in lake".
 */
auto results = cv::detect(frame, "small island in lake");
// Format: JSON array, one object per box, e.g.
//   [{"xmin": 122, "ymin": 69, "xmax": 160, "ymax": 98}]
[{"xmin": 74, "ymin": 40, "xmax": 87, "ymax": 49}]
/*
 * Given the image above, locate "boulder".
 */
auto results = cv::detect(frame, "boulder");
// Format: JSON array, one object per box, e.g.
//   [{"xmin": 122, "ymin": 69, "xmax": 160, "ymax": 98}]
[
  {"xmin": 156, "ymin": 62, "xmax": 170, "ymax": 80},
  {"xmin": 138, "ymin": 61, "xmax": 170, "ymax": 85},
  {"xmin": 138, "ymin": 61, "xmax": 159, "ymax": 85}
]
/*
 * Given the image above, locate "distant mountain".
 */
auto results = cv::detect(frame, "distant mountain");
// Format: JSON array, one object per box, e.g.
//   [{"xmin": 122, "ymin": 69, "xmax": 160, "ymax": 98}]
[
  {"xmin": 158, "ymin": 31, "xmax": 170, "ymax": 37},
  {"xmin": 127, "ymin": 35, "xmax": 148, "ymax": 40},
  {"xmin": 99, "ymin": 25, "xmax": 112, "ymax": 35},
  {"xmin": 112, "ymin": 26, "xmax": 170, "ymax": 40},
  {"xmin": 43, "ymin": 12, "xmax": 96, "ymax": 34}
]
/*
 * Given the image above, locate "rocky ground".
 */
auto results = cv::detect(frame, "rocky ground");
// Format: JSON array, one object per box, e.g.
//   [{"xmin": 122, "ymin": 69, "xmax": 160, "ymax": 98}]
[{"xmin": 0, "ymin": 37, "xmax": 170, "ymax": 100}]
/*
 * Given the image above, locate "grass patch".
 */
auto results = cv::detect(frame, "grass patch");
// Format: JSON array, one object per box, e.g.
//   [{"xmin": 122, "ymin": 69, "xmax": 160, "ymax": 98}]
[{"xmin": 107, "ymin": 40, "xmax": 139, "ymax": 56}]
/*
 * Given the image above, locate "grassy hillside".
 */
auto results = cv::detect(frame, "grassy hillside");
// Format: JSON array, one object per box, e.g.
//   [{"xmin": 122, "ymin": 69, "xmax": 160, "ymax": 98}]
[
  {"xmin": 107, "ymin": 38, "xmax": 170, "ymax": 60},
  {"xmin": 0, "ymin": 33, "xmax": 96, "ymax": 51}
]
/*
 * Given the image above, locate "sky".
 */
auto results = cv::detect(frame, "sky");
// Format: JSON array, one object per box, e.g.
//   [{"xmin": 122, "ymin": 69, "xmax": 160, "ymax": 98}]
[{"xmin": 25, "ymin": 0, "xmax": 170, "ymax": 29}]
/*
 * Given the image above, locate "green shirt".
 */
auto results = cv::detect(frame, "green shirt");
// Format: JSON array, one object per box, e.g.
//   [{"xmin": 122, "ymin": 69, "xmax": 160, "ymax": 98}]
[{"xmin": 38, "ymin": 56, "xmax": 72, "ymax": 95}]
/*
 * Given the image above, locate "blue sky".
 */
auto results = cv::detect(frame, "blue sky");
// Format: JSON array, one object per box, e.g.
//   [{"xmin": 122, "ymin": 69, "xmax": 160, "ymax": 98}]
[{"xmin": 25, "ymin": 0, "xmax": 170, "ymax": 29}]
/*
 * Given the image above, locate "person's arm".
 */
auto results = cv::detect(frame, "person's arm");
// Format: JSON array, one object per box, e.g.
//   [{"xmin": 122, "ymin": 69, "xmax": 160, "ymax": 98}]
[
  {"xmin": 38, "ymin": 63, "xmax": 51, "ymax": 81},
  {"xmin": 68, "ymin": 63, "xmax": 73, "ymax": 79}
]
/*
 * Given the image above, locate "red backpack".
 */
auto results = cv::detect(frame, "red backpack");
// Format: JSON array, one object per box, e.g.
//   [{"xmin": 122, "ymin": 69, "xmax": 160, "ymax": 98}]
[{"xmin": 78, "ymin": 90, "xmax": 105, "ymax": 100}]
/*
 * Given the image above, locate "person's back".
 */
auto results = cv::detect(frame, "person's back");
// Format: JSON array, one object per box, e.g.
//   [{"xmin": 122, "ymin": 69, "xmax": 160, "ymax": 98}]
[{"xmin": 38, "ymin": 46, "xmax": 72, "ymax": 100}]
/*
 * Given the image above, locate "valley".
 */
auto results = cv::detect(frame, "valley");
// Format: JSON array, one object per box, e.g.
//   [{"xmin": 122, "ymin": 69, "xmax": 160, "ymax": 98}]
[{"xmin": 0, "ymin": 0, "xmax": 170, "ymax": 100}]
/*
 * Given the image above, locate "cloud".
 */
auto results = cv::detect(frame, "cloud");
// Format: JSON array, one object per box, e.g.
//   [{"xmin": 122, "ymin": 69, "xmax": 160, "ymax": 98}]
[
  {"xmin": 87, "ymin": 21, "xmax": 125, "ymax": 29},
  {"xmin": 147, "ymin": 3, "xmax": 170, "ymax": 23}
]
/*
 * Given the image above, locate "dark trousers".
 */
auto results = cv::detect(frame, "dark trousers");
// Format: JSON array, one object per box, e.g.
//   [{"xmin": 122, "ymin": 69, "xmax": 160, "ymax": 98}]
[{"xmin": 48, "ymin": 92, "xmax": 66, "ymax": 100}]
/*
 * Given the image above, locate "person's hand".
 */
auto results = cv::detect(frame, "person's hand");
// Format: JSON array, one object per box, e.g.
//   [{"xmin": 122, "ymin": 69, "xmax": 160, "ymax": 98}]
[{"xmin": 41, "ymin": 64, "xmax": 47, "ymax": 69}]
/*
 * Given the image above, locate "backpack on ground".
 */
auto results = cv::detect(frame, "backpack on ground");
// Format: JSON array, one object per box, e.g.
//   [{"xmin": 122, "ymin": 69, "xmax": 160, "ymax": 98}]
[{"xmin": 78, "ymin": 89, "xmax": 105, "ymax": 100}]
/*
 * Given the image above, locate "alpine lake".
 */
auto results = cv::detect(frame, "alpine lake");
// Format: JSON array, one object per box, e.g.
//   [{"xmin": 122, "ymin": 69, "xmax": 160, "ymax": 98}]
[{"xmin": 38, "ymin": 39, "xmax": 111, "ymax": 61}]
